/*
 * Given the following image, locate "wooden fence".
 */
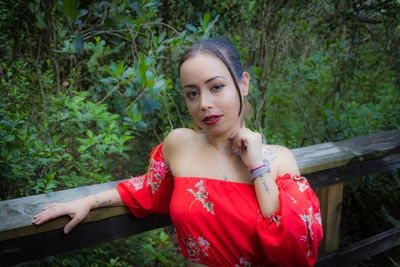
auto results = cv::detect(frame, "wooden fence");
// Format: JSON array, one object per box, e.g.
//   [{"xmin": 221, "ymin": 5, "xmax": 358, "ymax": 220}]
[{"xmin": 1, "ymin": 129, "xmax": 399, "ymax": 266}]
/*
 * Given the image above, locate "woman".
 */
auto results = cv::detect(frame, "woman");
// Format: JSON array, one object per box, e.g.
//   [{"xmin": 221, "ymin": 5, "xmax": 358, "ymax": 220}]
[{"xmin": 33, "ymin": 39, "xmax": 323, "ymax": 266}]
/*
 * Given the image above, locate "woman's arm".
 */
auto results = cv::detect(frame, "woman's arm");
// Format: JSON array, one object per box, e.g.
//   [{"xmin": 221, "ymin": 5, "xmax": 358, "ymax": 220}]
[
  {"xmin": 229, "ymin": 128, "xmax": 280, "ymax": 217},
  {"xmin": 229, "ymin": 128, "xmax": 300, "ymax": 217},
  {"xmin": 253, "ymin": 169, "xmax": 281, "ymax": 217},
  {"xmin": 254, "ymin": 146, "xmax": 300, "ymax": 217},
  {"xmin": 32, "ymin": 189, "xmax": 124, "ymax": 234}
]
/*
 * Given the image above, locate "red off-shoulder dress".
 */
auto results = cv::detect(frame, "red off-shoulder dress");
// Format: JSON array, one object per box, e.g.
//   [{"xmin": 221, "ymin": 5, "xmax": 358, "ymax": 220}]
[{"xmin": 117, "ymin": 144, "xmax": 323, "ymax": 267}]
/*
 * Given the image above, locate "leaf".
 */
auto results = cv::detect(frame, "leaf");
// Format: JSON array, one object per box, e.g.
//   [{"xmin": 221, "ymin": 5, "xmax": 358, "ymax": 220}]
[
  {"xmin": 129, "ymin": 2, "xmax": 144, "ymax": 21},
  {"xmin": 116, "ymin": 62, "xmax": 124, "ymax": 78},
  {"xmin": 121, "ymin": 67, "xmax": 135, "ymax": 80},
  {"xmin": 100, "ymin": 77, "xmax": 118, "ymax": 86},
  {"xmin": 138, "ymin": 54, "xmax": 147, "ymax": 85},
  {"xmin": 123, "ymin": 86, "xmax": 134, "ymax": 97},
  {"xmin": 249, "ymin": 1, "xmax": 256, "ymax": 11},
  {"xmin": 121, "ymin": 136, "xmax": 133, "ymax": 143},
  {"xmin": 185, "ymin": 24, "xmax": 197, "ymax": 33},
  {"xmin": 160, "ymin": 231, "xmax": 169, "ymax": 243},
  {"xmin": 73, "ymin": 33, "xmax": 84, "ymax": 53},
  {"xmin": 86, "ymin": 129, "xmax": 93, "ymax": 138},
  {"xmin": 35, "ymin": 11, "xmax": 46, "ymax": 30},
  {"xmin": 56, "ymin": 0, "xmax": 79, "ymax": 22},
  {"xmin": 127, "ymin": 104, "xmax": 142, "ymax": 123},
  {"xmin": 159, "ymin": 31, "xmax": 166, "ymax": 43},
  {"xmin": 103, "ymin": 65, "xmax": 113, "ymax": 78},
  {"xmin": 203, "ymin": 13, "xmax": 211, "ymax": 29},
  {"xmin": 156, "ymin": 254, "xmax": 168, "ymax": 263},
  {"xmin": 153, "ymin": 79, "xmax": 166, "ymax": 90}
]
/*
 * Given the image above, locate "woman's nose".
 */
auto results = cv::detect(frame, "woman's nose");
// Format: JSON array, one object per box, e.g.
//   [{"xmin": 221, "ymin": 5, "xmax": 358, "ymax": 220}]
[{"xmin": 200, "ymin": 91, "xmax": 213, "ymax": 110}]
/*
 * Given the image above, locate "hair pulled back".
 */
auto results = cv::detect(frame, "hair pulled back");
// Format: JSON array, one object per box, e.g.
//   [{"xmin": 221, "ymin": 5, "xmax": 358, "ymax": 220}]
[{"xmin": 179, "ymin": 38, "xmax": 245, "ymax": 115}]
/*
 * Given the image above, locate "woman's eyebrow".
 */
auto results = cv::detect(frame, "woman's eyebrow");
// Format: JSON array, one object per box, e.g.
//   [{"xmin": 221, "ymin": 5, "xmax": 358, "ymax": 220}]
[
  {"xmin": 183, "ymin": 75, "xmax": 226, "ymax": 89},
  {"xmin": 182, "ymin": 84, "xmax": 197, "ymax": 89},
  {"xmin": 205, "ymin": 76, "xmax": 226, "ymax": 84}
]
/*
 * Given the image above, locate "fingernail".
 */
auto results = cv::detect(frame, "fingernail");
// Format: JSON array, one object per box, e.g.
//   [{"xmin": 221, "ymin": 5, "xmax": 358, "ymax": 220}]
[{"xmin": 64, "ymin": 228, "xmax": 69, "ymax": 234}]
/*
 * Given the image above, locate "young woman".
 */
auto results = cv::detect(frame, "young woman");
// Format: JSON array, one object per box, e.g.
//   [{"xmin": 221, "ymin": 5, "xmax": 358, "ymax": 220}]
[{"xmin": 33, "ymin": 39, "xmax": 323, "ymax": 266}]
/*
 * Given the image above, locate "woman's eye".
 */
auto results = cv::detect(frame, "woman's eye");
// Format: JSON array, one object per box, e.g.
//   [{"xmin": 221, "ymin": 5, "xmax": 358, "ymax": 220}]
[
  {"xmin": 186, "ymin": 91, "xmax": 199, "ymax": 99},
  {"xmin": 211, "ymin": 84, "xmax": 224, "ymax": 91}
]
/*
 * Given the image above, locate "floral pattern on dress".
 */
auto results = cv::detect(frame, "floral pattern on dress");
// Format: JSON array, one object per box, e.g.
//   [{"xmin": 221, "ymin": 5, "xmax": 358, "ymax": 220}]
[
  {"xmin": 291, "ymin": 175, "xmax": 309, "ymax": 192},
  {"xmin": 147, "ymin": 157, "xmax": 169, "ymax": 194},
  {"xmin": 268, "ymin": 214, "xmax": 282, "ymax": 226},
  {"xmin": 234, "ymin": 256, "xmax": 252, "ymax": 267},
  {"xmin": 300, "ymin": 206, "xmax": 315, "ymax": 256},
  {"xmin": 187, "ymin": 180, "xmax": 215, "ymax": 215},
  {"xmin": 285, "ymin": 191, "xmax": 297, "ymax": 204},
  {"xmin": 182, "ymin": 234, "xmax": 210, "ymax": 263},
  {"xmin": 315, "ymin": 212, "xmax": 322, "ymax": 225},
  {"xmin": 127, "ymin": 176, "xmax": 145, "ymax": 190}
]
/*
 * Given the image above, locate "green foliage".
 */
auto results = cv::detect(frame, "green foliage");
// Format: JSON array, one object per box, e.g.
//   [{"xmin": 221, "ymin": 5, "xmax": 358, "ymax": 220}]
[
  {"xmin": 19, "ymin": 227, "xmax": 184, "ymax": 267},
  {"xmin": 0, "ymin": 64, "xmax": 137, "ymax": 197},
  {"xmin": 341, "ymin": 170, "xmax": 400, "ymax": 246},
  {"xmin": 1, "ymin": 0, "xmax": 399, "ymax": 265}
]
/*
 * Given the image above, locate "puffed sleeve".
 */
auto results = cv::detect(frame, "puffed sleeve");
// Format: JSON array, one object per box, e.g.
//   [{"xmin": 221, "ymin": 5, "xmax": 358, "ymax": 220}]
[
  {"xmin": 116, "ymin": 143, "xmax": 173, "ymax": 218},
  {"xmin": 257, "ymin": 173, "xmax": 323, "ymax": 267}
]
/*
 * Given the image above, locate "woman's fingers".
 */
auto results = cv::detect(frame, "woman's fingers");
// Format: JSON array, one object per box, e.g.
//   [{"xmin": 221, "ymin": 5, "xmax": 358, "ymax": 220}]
[
  {"xmin": 64, "ymin": 216, "xmax": 82, "ymax": 234},
  {"xmin": 33, "ymin": 200, "xmax": 91, "ymax": 234},
  {"xmin": 229, "ymin": 129, "xmax": 250, "ymax": 153},
  {"xmin": 32, "ymin": 203, "xmax": 66, "ymax": 225},
  {"xmin": 228, "ymin": 128, "xmax": 263, "ymax": 169}
]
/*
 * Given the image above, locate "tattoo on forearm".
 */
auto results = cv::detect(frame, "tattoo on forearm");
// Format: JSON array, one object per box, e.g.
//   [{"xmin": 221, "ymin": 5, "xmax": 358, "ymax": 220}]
[
  {"xmin": 259, "ymin": 174, "xmax": 270, "ymax": 193},
  {"xmin": 97, "ymin": 199, "xmax": 112, "ymax": 207}
]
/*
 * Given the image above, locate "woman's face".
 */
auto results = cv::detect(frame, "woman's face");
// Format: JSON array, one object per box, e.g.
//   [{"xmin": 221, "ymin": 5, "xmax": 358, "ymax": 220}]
[{"xmin": 179, "ymin": 52, "xmax": 249, "ymax": 136}]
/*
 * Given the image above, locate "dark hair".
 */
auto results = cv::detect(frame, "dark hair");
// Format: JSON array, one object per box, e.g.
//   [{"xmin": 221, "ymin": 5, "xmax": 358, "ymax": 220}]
[{"xmin": 179, "ymin": 38, "xmax": 244, "ymax": 115}]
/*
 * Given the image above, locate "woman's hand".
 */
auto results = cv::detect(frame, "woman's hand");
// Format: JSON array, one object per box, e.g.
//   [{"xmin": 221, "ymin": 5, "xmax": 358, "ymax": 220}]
[
  {"xmin": 229, "ymin": 127, "xmax": 264, "ymax": 170},
  {"xmin": 32, "ymin": 196, "xmax": 94, "ymax": 234}
]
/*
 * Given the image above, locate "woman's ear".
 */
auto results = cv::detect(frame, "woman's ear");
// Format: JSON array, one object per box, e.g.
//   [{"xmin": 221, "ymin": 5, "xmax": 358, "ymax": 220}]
[{"xmin": 240, "ymin": 72, "xmax": 250, "ymax": 97}]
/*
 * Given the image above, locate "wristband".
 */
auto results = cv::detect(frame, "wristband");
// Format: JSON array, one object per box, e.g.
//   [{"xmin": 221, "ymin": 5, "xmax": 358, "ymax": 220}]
[
  {"xmin": 249, "ymin": 164, "xmax": 266, "ymax": 173},
  {"xmin": 248, "ymin": 163, "xmax": 271, "ymax": 181}
]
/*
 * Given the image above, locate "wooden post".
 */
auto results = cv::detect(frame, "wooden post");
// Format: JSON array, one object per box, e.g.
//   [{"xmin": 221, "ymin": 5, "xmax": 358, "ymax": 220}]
[{"xmin": 317, "ymin": 182, "xmax": 344, "ymax": 254}]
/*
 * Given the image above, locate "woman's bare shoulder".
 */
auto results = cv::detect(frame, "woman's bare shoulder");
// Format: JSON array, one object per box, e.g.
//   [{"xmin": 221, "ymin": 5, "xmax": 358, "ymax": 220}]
[
  {"xmin": 262, "ymin": 144, "xmax": 300, "ymax": 176},
  {"xmin": 164, "ymin": 128, "xmax": 198, "ymax": 145},
  {"xmin": 163, "ymin": 128, "xmax": 201, "ymax": 161},
  {"xmin": 262, "ymin": 144, "xmax": 290, "ymax": 158}
]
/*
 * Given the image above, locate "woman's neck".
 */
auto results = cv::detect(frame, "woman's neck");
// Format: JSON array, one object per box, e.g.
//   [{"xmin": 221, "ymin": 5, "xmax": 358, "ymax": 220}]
[
  {"xmin": 206, "ymin": 119, "xmax": 245, "ymax": 156},
  {"xmin": 206, "ymin": 133, "xmax": 232, "ymax": 155}
]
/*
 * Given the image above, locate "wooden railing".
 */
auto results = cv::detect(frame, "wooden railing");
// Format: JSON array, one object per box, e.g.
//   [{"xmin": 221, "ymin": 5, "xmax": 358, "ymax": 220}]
[{"xmin": 1, "ymin": 129, "xmax": 399, "ymax": 266}]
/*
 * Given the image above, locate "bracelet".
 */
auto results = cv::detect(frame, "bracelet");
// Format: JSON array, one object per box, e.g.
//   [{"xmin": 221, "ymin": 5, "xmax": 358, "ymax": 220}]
[
  {"xmin": 249, "ymin": 164, "xmax": 266, "ymax": 173},
  {"xmin": 248, "ymin": 164, "xmax": 271, "ymax": 181}
]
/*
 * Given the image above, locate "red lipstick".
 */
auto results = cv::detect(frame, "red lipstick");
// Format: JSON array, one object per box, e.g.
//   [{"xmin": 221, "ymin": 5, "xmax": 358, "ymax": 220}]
[{"xmin": 202, "ymin": 115, "xmax": 222, "ymax": 125}]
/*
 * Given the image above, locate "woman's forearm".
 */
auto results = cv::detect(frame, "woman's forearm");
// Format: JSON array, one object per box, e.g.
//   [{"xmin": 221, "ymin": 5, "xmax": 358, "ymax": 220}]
[
  {"xmin": 33, "ymin": 188, "xmax": 125, "ymax": 233},
  {"xmin": 88, "ymin": 188, "xmax": 125, "ymax": 210},
  {"xmin": 254, "ymin": 172, "xmax": 280, "ymax": 217}
]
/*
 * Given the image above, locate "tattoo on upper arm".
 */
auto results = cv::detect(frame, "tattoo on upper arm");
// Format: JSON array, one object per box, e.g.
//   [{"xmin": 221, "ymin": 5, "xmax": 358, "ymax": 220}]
[{"xmin": 263, "ymin": 145, "xmax": 286, "ymax": 167}]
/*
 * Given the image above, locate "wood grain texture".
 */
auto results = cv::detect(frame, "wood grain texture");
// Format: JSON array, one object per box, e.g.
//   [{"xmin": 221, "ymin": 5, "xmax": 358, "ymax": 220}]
[
  {"xmin": 294, "ymin": 129, "xmax": 400, "ymax": 175},
  {"xmin": 316, "ymin": 226, "xmax": 400, "ymax": 266},
  {"xmin": 0, "ymin": 180, "xmax": 125, "ymax": 241},
  {"xmin": 322, "ymin": 183, "xmax": 343, "ymax": 253}
]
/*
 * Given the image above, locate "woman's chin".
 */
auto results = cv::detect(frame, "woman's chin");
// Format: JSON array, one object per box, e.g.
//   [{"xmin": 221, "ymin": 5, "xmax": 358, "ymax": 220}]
[{"xmin": 202, "ymin": 127, "xmax": 227, "ymax": 136}]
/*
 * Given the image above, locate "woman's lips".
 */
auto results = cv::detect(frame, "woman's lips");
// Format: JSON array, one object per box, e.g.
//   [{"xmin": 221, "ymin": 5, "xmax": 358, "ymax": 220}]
[{"xmin": 202, "ymin": 115, "xmax": 222, "ymax": 125}]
